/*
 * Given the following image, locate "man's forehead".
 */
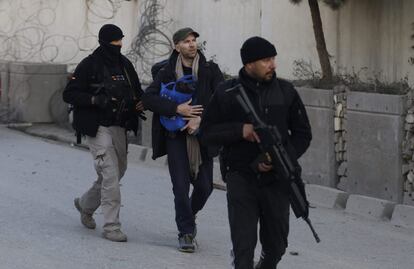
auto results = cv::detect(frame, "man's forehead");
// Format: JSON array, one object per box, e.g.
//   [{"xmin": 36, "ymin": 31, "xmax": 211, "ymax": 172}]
[
  {"xmin": 180, "ymin": 34, "xmax": 197, "ymax": 42},
  {"xmin": 252, "ymin": 56, "xmax": 276, "ymax": 64}
]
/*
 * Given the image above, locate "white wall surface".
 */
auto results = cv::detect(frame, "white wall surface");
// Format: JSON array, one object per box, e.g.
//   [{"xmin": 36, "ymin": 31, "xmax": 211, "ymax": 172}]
[
  {"xmin": 162, "ymin": 0, "xmax": 262, "ymax": 76},
  {"xmin": 336, "ymin": 0, "xmax": 414, "ymax": 85},
  {"xmin": 0, "ymin": 0, "xmax": 412, "ymax": 85},
  {"xmin": 0, "ymin": 0, "xmax": 140, "ymax": 68}
]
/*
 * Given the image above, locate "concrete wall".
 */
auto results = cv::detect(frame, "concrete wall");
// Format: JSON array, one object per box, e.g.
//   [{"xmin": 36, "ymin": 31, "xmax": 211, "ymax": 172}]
[
  {"xmin": 0, "ymin": 0, "xmax": 412, "ymax": 86},
  {"xmin": 161, "ymin": 0, "xmax": 413, "ymax": 86},
  {"xmin": 8, "ymin": 62, "xmax": 68, "ymax": 123},
  {"xmin": 162, "ymin": 0, "xmax": 262, "ymax": 76},
  {"xmin": 0, "ymin": 61, "xmax": 9, "ymax": 106},
  {"xmin": 160, "ymin": 0, "xmax": 330, "ymax": 81},
  {"xmin": 0, "ymin": 0, "xmax": 140, "ymax": 68},
  {"xmin": 347, "ymin": 92, "xmax": 406, "ymax": 203},
  {"xmin": 297, "ymin": 87, "xmax": 337, "ymax": 187},
  {"xmin": 336, "ymin": 0, "xmax": 414, "ymax": 85}
]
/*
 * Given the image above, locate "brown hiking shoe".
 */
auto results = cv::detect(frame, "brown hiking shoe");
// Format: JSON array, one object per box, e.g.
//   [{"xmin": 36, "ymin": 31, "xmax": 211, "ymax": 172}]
[
  {"xmin": 74, "ymin": 198, "xmax": 96, "ymax": 229},
  {"xmin": 102, "ymin": 230, "xmax": 128, "ymax": 242}
]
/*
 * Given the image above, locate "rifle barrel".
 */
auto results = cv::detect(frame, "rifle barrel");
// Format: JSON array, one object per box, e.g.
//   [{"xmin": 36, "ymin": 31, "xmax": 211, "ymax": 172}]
[{"xmin": 305, "ymin": 218, "xmax": 321, "ymax": 243}]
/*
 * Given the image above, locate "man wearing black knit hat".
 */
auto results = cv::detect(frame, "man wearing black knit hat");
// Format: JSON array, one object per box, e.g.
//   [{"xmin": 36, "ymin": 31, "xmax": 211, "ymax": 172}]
[
  {"xmin": 200, "ymin": 36, "xmax": 312, "ymax": 268},
  {"xmin": 63, "ymin": 24, "xmax": 144, "ymax": 242}
]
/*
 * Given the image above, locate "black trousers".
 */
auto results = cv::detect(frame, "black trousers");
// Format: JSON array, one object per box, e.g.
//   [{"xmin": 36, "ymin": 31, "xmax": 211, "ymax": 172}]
[
  {"xmin": 166, "ymin": 133, "xmax": 213, "ymax": 236},
  {"xmin": 227, "ymin": 171, "xmax": 290, "ymax": 269}
]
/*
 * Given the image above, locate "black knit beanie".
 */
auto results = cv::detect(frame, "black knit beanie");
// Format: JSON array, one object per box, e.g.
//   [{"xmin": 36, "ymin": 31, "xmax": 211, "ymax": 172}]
[
  {"xmin": 98, "ymin": 24, "xmax": 124, "ymax": 44},
  {"xmin": 240, "ymin": 36, "xmax": 277, "ymax": 65}
]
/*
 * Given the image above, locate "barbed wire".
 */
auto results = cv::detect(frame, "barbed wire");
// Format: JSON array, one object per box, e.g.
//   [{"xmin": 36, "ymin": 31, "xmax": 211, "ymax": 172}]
[
  {"xmin": 0, "ymin": 0, "xmax": 129, "ymax": 64},
  {"xmin": 85, "ymin": 0, "xmax": 124, "ymax": 23},
  {"xmin": 0, "ymin": 0, "xmax": 130, "ymax": 124},
  {"xmin": 126, "ymin": 0, "xmax": 173, "ymax": 79},
  {"xmin": 409, "ymin": 22, "xmax": 414, "ymax": 66}
]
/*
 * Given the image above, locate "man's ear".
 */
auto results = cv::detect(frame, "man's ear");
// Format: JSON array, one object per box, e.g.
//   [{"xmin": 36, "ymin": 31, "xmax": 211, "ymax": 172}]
[
  {"xmin": 175, "ymin": 43, "xmax": 180, "ymax": 53},
  {"xmin": 245, "ymin": 62, "xmax": 253, "ymax": 72}
]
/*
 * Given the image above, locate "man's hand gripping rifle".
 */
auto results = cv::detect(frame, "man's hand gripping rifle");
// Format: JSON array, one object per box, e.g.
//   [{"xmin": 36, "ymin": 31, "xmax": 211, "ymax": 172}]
[{"xmin": 229, "ymin": 84, "xmax": 320, "ymax": 243}]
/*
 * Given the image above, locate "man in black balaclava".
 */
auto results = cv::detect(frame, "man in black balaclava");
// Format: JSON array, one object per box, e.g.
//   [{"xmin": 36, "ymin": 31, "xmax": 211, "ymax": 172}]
[
  {"xmin": 200, "ymin": 36, "xmax": 312, "ymax": 268},
  {"xmin": 63, "ymin": 24, "xmax": 145, "ymax": 242}
]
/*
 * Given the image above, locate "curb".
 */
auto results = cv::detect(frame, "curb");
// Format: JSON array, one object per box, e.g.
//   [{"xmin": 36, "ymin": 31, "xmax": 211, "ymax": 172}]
[
  {"xmin": 391, "ymin": 204, "xmax": 414, "ymax": 229},
  {"xmin": 345, "ymin": 195, "xmax": 396, "ymax": 220},
  {"xmin": 128, "ymin": 144, "xmax": 148, "ymax": 163},
  {"xmin": 306, "ymin": 184, "xmax": 349, "ymax": 209},
  {"xmin": 8, "ymin": 124, "xmax": 88, "ymax": 149}
]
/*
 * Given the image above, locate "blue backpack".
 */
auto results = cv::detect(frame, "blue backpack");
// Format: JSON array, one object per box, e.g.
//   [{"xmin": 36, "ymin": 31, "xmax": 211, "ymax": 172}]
[{"xmin": 159, "ymin": 74, "xmax": 195, "ymax": 131}]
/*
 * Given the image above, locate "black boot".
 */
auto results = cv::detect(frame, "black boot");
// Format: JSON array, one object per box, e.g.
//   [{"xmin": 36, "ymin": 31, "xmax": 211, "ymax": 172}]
[{"xmin": 254, "ymin": 250, "xmax": 279, "ymax": 269}]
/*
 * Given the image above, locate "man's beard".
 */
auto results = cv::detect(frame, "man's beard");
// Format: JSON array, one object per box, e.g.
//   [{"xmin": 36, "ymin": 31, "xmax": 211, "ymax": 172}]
[
  {"xmin": 254, "ymin": 70, "xmax": 274, "ymax": 82},
  {"xmin": 182, "ymin": 50, "xmax": 197, "ymax": 60},
  {"xmin": 263, "ymin": 71, "xmax": 274, "ymax": 82}
]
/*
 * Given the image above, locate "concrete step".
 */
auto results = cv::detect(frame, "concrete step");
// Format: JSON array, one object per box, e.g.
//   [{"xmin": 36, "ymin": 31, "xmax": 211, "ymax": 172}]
[
  {"xmin": 391, "ymin": 204, "xmax": 414, "ymax": 229},
  {"xmin": 345, "ymin": 194, "xmax": 396, "ymax": 220},
  {"xmin": 306, "ymin": 184, "xmax": 349, "ymax": 209}
]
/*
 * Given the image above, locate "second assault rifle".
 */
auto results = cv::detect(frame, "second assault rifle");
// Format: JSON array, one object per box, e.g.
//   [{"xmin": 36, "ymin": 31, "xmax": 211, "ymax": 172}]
[
  {"xmin": 70, "ymin": 83, "xmax": 146, "ymax": 144},
  {"xmin": 90, "ymin": 82, "xmax": 147, "ymax": 122},
  {"xmin": 228, "ymin": 84, "xmax": 321, "ymax": 243}
]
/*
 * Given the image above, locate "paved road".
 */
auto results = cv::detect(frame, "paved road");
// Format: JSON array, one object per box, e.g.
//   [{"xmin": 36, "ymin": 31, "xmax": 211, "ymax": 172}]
[{"xmin": 1, "ymin": 126, "xmax": 414, "ymax": 269}]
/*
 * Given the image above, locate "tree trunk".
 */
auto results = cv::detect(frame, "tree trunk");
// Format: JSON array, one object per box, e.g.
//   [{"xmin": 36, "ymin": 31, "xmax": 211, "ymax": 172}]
[{"xmin": 308, "ymin": 0, "xmax": 333, "ymax": 82}]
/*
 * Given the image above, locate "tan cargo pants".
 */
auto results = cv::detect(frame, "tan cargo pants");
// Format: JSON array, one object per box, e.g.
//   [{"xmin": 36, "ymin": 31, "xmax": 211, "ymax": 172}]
[{"xmin": 79, "ymin": 126, "xmax": 127, "ymax": 232}]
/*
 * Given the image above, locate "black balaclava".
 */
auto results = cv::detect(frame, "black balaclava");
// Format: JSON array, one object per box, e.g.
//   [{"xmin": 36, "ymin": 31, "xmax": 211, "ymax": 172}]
[{"xmin": 98, "ymin": 24, "xmax": 124, "ymax": 63}]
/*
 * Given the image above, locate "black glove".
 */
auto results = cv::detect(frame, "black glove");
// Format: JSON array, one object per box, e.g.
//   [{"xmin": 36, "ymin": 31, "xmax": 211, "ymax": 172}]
[{"xmin": 92, "ymin": 94, "xmax": 109, "ymax": 109}]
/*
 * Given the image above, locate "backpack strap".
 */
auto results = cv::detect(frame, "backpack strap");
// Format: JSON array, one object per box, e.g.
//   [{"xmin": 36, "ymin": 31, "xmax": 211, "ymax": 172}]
[
  {"xmin": 151, "ymin": 59, "xmax": 169, "ymax": 80},
  {"xmin": 123, "ymin": 66, "xmax": 137, "ymax": 100}
]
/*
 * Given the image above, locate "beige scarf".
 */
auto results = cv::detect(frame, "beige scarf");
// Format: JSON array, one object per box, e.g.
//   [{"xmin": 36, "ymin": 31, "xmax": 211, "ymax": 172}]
[
  {"xmin": 175, "ymin": 53, "xmax": 199, "ymax": 80},
  {"xmin": 175, "ymin": 53, "xmax": 202, "ymax": 179}
]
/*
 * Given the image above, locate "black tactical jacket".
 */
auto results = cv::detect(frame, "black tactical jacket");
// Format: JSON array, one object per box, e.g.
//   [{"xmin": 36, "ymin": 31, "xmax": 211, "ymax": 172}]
[
  {"xmin": 63, "ymin": 46, "xmax": 143, "ymax": 137},
  {"xmin": 200, "ymin": 68, "xmax": 312, "ymax": 176}
]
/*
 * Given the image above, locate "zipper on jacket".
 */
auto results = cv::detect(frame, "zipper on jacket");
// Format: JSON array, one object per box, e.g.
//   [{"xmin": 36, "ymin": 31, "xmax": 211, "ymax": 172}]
[{"xmin": 257, "ymin": 84, "xmax": 264, "ymax": 117}]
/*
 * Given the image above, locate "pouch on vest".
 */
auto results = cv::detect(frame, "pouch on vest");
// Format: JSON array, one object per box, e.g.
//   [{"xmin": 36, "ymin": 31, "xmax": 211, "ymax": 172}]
[{"xmin": 159, "ymin": 75, "xmax": 195, "ymax": 131}]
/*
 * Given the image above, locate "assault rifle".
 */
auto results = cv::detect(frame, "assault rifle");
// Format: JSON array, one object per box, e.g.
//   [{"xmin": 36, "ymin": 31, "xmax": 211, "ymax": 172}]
[
  {"xmin": 90, "ymin": 83, "xmax": 146, "ymax": 121},
  {"xmin": 228, "ymin": 84, "xmax": 320, "ymax": 243}
]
